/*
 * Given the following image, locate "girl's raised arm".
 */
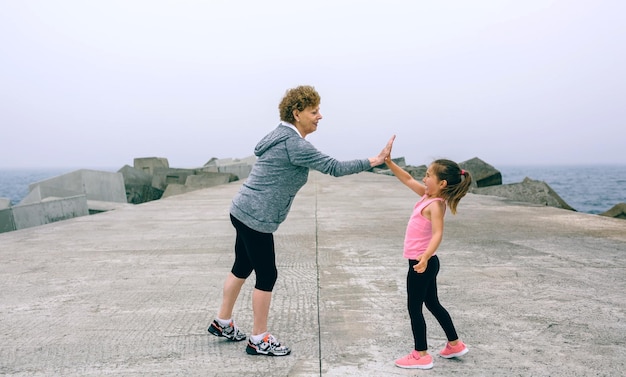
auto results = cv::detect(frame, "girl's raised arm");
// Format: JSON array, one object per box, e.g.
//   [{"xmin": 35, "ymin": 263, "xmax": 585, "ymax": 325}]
[{"xmin": 385, "ymin": 155, "xmax": 426, "ymax": 196}]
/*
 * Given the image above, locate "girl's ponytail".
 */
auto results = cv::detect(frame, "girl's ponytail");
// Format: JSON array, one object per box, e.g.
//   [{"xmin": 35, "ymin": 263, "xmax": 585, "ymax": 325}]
[{"xmin": 432, "ymin": 159, "xmax": 472, "ymax": 214}]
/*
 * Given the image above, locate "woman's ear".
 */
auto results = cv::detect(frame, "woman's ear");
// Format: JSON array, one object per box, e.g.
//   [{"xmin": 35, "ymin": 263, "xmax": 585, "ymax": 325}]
[{"xmin": 292, "ymin": 109, "xmax": 299, "ymax": 122}]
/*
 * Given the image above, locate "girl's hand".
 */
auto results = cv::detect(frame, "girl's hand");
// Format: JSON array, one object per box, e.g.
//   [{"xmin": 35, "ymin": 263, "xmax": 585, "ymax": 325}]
[{"xmin": 414, "ymin": 259, "xmax": 428, "ymax": 274}]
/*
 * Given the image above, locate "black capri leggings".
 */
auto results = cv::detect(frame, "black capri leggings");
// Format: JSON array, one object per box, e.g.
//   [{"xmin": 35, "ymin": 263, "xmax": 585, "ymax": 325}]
[
  {"xmin": 407, "ymin": 255, "xmax": 459, "ymax": 351},
  {"xmin": 229, "ymin": 214, "xmax": 278, "ymax": 292}
]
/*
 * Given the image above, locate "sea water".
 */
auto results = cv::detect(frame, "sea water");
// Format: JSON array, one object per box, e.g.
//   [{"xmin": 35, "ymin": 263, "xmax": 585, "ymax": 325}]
[{"xmin": 499, "ymin": 164, "xmax": 626, "ymax": 214}]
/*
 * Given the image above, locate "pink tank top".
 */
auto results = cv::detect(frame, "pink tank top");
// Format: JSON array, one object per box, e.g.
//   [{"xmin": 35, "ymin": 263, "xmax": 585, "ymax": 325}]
[{"xmin": 403, "ymin": 195, "xmax": 445, "ymax": 260}]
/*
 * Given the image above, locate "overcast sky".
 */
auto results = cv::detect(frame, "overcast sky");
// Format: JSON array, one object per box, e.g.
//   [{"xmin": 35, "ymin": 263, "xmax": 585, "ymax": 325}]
[{"xmin": 1, "ymin": 0, "xmax": 624, "ymax": 170}]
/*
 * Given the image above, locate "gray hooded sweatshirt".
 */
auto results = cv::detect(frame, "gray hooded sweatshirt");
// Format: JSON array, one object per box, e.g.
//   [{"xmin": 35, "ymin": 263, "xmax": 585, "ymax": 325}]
[{"xmin": 230, "ymin": 123, "xmax": 371, "ymax": 233}]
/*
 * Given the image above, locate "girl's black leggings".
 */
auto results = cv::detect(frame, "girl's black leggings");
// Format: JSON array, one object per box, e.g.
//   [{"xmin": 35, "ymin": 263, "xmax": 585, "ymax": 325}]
[
  {"xmin": 407, "ymin": 255, "xmax": 459, "ymax": 351},
  {"xmin": 229, "ymin": 214, "xmax": 277, "ymax": 292}
]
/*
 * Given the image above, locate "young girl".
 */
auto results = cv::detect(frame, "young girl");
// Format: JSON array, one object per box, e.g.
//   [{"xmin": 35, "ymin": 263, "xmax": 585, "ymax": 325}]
[{"xmin": 385, "ymin": 154, "xmax": 472, "ymax": 370}]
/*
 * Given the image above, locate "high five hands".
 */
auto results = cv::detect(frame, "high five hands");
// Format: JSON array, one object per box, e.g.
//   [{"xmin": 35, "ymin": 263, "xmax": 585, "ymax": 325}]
[{"xmin": 369, "ymin": 135, "xmax": 396, "ymax": 167}]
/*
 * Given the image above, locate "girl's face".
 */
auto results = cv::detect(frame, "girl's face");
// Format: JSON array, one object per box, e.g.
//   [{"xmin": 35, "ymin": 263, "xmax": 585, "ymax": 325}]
[
  {"xmin": 423, "ymin": 164, "xmax": 446, "ymax": 197},
  {"xmin": 294, "ymin": 105, "xmax": 323, "ymax": 138}
]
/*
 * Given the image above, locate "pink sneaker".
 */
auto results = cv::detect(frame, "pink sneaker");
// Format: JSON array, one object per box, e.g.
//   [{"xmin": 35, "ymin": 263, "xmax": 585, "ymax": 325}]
[
  {"xmin": 439, "ymin": 341, "xmax": 469, "ymax": 358},
  {"xmin": 395, "ymin": 350, "xmax": 433, "ymax": 369}
]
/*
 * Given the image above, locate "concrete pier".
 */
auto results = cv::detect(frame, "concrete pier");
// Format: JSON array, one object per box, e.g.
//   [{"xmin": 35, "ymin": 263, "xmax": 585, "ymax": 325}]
[{"xmin": 0, "ymin": 171, "xmax": 624, "ymax": 376}]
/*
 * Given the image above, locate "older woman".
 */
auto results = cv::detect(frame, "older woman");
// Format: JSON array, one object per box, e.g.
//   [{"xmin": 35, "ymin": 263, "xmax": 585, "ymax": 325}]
[{"xmin": 208, "ymin": 85, "xmax": 395, "ymax": 356}]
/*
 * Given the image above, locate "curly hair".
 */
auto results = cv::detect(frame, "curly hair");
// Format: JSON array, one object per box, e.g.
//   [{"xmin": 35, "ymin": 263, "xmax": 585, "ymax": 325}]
[{"xmin": 278, "ymin": 85, "xmax": 321, "ymax": 124}]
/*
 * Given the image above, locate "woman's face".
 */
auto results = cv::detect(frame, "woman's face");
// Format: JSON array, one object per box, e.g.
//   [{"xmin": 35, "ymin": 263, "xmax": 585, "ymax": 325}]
[{"xmin": 295, "ymin": 105, "xmax": 323, "ymax": 137}]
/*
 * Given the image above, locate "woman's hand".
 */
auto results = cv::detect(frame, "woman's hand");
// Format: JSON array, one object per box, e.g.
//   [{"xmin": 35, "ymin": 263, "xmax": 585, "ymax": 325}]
[{"xmin": 370, "ymin": 135, "xmax": 396, "ymax": 167}]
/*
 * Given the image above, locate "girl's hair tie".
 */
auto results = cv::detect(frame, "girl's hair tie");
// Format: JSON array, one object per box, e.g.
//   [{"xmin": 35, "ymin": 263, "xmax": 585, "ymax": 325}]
[{"xmin": 460, "ymin": 169, "xmax": 466, "ymax": 175}]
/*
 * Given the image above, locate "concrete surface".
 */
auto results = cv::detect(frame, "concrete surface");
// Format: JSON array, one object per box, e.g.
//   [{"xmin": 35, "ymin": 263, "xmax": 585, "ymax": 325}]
[{"xmin": 0, "ymin": 171, "xmax": 624, "ymax": 377}]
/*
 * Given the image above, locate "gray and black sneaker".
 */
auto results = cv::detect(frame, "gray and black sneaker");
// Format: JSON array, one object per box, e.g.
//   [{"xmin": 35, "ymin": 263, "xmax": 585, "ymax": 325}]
[
  {"xmin": 246, "ymin": 333, "xmax": 291, "ymax": 356},
  {"xmin": 208, "ymin": 319, "xmax": 247, "ymax": 342}
]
